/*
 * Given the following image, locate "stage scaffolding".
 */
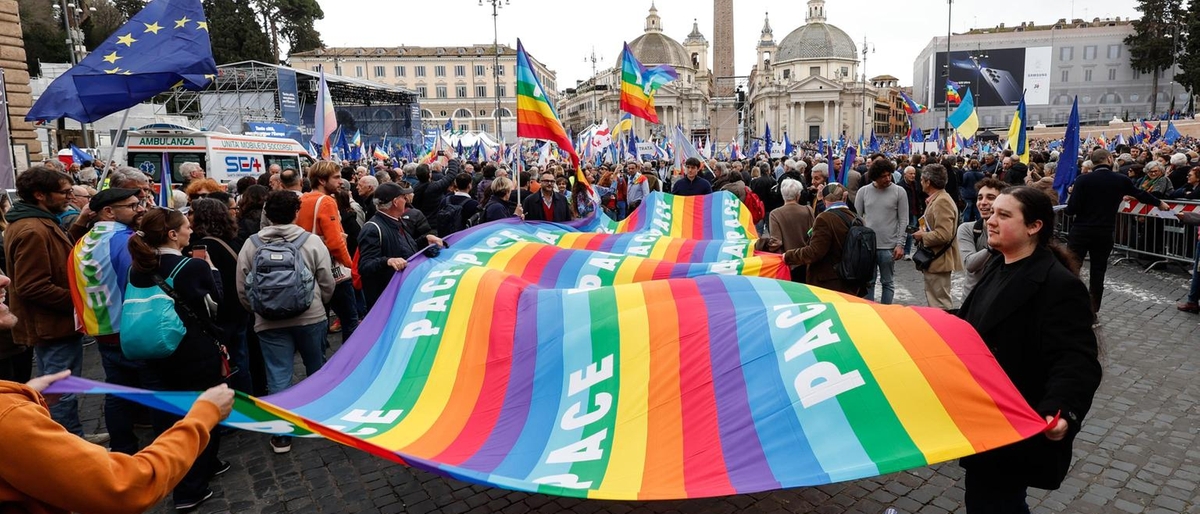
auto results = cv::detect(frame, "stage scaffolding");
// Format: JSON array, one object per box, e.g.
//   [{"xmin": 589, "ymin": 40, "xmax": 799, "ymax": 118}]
[{"xmin": 158, "ymin": 60, "xmax": 422, "ymax": 147}]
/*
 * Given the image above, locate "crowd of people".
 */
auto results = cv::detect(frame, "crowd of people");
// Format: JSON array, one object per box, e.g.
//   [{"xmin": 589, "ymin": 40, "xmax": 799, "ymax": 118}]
[{"xmin": 2, "ymin": 132, "xmax": 1198, "ymax": 513}]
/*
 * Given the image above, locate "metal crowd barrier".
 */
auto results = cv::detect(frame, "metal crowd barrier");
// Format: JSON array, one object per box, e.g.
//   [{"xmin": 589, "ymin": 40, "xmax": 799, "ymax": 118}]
[{"xmin": 1053, "ymin": 200, "xmax": 1200, "ymax": 272}]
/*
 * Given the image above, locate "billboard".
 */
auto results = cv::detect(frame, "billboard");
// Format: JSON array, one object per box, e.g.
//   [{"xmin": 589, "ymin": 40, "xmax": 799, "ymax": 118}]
[{"xmin": 931, "ymin": 47, "xmax": 1051, "ymax": 108}]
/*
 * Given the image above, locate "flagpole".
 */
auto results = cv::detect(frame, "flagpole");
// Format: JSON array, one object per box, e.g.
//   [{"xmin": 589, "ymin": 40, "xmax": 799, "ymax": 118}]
[{"xmin": 95, "ymin": 108, "xmax": 132, "ymax": 188}]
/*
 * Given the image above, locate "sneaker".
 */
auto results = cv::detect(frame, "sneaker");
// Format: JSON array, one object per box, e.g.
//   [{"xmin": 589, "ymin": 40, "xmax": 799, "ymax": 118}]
[
  {"xmin": 174, "ymin": 489, "xmax": 213, "ymax": 510},
  {"xmin": 1177, "ymin": 301, "xmax": 1200, "ymax": 313},
  {"xmin": 902, "ymin": 254, "xmax": 912, "ymax": 261},
  {"xmin": 270, "ymin": 435, "xmax": 292, "ymax": 454},
  {"xmin": 328, "ymin": 317, "xmax": 342, "ymax": 333},
  {"xmin": 211, "ymin": 460, "xmax": 231, "ymax": 478},
  {"xmin": 83, "ymin": 432, "xmax": 110, "ymax": 445}
]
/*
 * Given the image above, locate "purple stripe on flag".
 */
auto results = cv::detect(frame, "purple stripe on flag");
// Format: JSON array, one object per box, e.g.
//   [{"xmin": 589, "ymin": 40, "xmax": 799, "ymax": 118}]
[{"xmin": 696, "ymin": 276, "xmax": 775, "ymax": 492}]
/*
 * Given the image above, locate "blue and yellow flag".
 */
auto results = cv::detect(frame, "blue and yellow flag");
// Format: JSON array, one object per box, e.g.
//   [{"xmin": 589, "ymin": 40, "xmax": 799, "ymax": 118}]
[
  {"xmin": 26, "ymin": 0, "xmax": 215, "ymax": 123},
  {"xmin": 1006, "ymin": 95, "xmax": 1029, "ymax": 164},
  {"xmin": 948, "ymin": 89, "xmax": 979, "ymax": 140}
]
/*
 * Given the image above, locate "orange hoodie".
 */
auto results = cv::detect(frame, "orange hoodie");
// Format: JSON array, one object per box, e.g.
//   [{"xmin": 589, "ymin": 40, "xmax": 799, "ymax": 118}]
[
  {"xmin": 0, "ymin": 381, "xmax": 220, "ymax": 514},
  {"xmin": 297, "ymin": 191, "xmax": 353, "ymax": 267}
]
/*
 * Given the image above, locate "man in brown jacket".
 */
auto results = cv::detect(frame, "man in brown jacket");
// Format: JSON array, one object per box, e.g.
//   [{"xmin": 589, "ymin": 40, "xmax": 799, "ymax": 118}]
[
  {"xmin": 3, "ymin": 166, "xmax": 91, "ymax": 438},
  {"xmin": 912, "ymin": 163, "xmax": 963, "ymax": 309},
  {"xmin": 783, "ymin": 183, "xmax": 864, "ymax": 295}
]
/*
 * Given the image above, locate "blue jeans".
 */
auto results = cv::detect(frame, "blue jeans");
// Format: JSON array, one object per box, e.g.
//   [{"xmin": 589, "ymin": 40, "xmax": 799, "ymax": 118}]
[
  {"xmin": 217, "ymin": 318, "xmax": 252, "ymax": 394},
  {"xmin": 864, "ymin": 249, "xmax": 897, "ymax": 304},
  {"xmin": 34, "ymin": 335, "xmax": 84, "ymax": 436},
  {"xmin": 257, "ymin": 320, "xmax": 328, "ymax": 395},
  {"xmin": 1188, "ymin": 240, "xmax": 1200, "ymax": 303},
  {"xmin": 98, "ymin": 342, "xmax": 158, "ymax": 454},
  {"xmin": 904, "ymin": 214, "xmax": 918, "ymax": 255},
  {"xmin": 330, "ymin": 280, "xmax": 359, "ymax": 341}
]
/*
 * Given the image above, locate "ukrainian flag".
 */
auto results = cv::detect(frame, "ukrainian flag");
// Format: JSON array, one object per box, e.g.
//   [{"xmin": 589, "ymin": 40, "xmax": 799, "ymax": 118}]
[
  {"xmin": 948, "ymin": 89, "xmax": 979, "ymax": 140},
  {"xmin": 1006, "ymin": 95, "xmax": 1029, "ymax": 164}
]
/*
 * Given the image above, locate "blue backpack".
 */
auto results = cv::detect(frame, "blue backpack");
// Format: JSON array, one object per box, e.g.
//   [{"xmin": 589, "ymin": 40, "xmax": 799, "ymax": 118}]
[{"xmin": 119, "ymin": 259, "xmax": 190, "ymax": 360}]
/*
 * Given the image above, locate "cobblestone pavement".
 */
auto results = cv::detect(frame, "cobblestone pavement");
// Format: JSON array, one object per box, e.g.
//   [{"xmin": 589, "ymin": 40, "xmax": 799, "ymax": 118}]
[{"xmin": 69, "ymin": 256, "xmax": 1200, "ymax": 514}]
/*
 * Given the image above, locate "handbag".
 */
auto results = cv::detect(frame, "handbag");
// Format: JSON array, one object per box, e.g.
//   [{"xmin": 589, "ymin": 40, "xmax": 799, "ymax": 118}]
[
  {"xmin": 150, "ymin": 273, "xmax": 233, "ymax": 378},
  {"xmin": 314, "ymin": 195, "xmax": 354, "ymax": 283},
  {"xmin": 912, "ymin": 242, "xmax": 950, "ymax": 272}
]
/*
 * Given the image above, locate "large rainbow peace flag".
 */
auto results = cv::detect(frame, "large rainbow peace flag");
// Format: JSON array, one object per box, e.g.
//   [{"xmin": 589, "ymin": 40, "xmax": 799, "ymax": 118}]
[{"xmin": 49, "ymin": 192, "xmax": 1050, "ymax": 500}]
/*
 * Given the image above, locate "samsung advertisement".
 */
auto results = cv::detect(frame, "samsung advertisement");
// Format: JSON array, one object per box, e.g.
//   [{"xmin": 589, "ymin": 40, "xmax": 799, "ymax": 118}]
[{"xmin": 930, "ymin": 47, "xmax": 1051, "ymax": 108}]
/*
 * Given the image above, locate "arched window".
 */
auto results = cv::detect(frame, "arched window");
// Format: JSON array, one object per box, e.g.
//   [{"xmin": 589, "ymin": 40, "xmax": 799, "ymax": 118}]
[
  {"xmin": 691, "ymin": 53, "xmax": 699, "ymax": 68},
  {"xmin": 494, "ymin": 107, "xmax": 513, "ymax": 117},
  {"xmin": 454, "ymin": 108, "xmax": 473, "ymax": 118},
  {"xmin": 420, "ymin": 109, "xmax": 434, "ymax": 119},
  {"xmin": 1099, "ymin": 92, "xmax": 1122, "ymax": 105}
]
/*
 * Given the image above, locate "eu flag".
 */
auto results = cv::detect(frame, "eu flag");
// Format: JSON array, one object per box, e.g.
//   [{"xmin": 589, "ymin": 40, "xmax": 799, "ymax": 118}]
[{"xmin": 26, "ymin": 0, "xmax": 215, "ymax": 123}]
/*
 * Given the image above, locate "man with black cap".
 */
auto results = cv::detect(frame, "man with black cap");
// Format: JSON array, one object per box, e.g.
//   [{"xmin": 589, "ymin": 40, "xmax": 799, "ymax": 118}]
[
  {"xmin": 357, "ymin": 182, "xmax": 446, "ymax": 309},
  {"xmin": 68, "ymin": 187, "xmax": 148, "ymax": 453}
]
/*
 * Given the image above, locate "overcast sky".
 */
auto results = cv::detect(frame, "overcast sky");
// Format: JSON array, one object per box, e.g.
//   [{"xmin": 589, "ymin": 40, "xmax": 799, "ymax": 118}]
[{"xmin": 311, "ymin": 0, "xmax": 1142, "ymax": 88}]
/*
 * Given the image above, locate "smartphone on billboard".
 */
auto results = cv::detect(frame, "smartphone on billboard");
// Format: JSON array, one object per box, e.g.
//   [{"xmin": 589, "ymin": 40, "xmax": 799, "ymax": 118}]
[
  {"xmin": 980, "ymin": 67, "xmax": 1023, "ymax": 105},
  {"xmin": 192, "ymin": 244, "xmax": 207, "ymax": 260}
]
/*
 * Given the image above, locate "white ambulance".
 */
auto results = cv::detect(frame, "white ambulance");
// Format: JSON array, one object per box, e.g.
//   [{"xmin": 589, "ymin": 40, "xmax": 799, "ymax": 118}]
[{"xmin": 123, "ymin": 124, "xmax": 313, "ymax": 184}]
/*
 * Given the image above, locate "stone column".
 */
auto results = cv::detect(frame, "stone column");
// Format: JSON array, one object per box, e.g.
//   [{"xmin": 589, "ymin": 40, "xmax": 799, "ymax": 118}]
[
  {"xmin": 0, "ymin": 0, "xmax": 44, "ymax": 164},
  {"xmin": 823, "ymin": 101, "xmax": 830, "ymax": 136},
  {"xmin": 834, "ymin": 101, "xmax": 843, "ymax": 137},
  {"xmin": 799, "ymin": 102, "xmax": 806, "ymax": 139}
]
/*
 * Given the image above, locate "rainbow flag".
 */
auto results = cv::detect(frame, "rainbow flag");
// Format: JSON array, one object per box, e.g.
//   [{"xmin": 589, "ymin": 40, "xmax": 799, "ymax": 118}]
[
  {"xmin": 516, "ymin": 39, "xmax": 579, "ymax": 170},
  {"xmin": 51, "ymin": 192, "xmax": 1050, "ymax": 500},
  {"xmin": 67, "ymin": 222, "xmax": 135, "ymax": 336},
  {"xmin": 899, "ymin": 91, "xmax": 929, "ymax": 115},
  {"xmin": 945, "ymin": 80, "xmax": 962, "ymax": 104},
  {"xmin": 372, "ymin": 145, "xmax": 388, "ymax": 161},
  {"xmin": 312, "ymin": 69, "xmax": 336, "ymax": 159},
  {"xmin": 619, "ymin": 42, "xmax": 678, "ymax": 124}
]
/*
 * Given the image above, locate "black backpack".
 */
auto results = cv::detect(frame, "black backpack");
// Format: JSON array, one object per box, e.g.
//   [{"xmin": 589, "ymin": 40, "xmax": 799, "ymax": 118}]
[
  {"xmin": 428, "ymin": 195, "xmax": 465, "ymax": 236},
  {"xmin": 829, "ymin": 209, "xmax": 877, "ymax": 285}
]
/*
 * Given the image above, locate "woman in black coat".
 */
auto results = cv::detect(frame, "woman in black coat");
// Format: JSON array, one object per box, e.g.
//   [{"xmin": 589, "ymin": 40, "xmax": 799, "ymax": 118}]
[
  {"xmin": 127, "ymin": 207, "xmax": 228, "ymax": 510},
  {"xmin": 956, "ymin": 186, "xmax": 1102, "ymax": 513}
]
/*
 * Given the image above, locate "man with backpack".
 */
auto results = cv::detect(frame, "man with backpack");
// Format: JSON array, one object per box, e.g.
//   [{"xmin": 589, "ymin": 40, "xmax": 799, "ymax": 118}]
[
  {"xmin": 357, "ymin": 183, "xmax": 447, "ymax": 310},
  {"xmin": 445, "ymin": 173, "xmax": 479, "ymax": 234},
  {"xmin": 782, "ymin": 183, "xmax": 874, "ymax": 296},
  {"xmin": 236, "ymin": 191, "xmax": 336, "ymax": 454},
  {"xmin": 854, "ymin": 159, "xmax": 908, "ymax": 305}
]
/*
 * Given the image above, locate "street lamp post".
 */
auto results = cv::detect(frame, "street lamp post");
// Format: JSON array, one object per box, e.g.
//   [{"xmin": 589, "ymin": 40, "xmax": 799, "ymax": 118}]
[
  {"xmin": 860, "ymin": 36, "xmax": 874, "ymax": 145},
  {"xmin": 480, "ymin": 0, "xmax": 509, "ymax": 142},
  {"xmin": 944, "ymin": 0, "xmax": 953, "ymax": 150},
  {"xmin": 584, "ymin": 48, "xmax": 602, "ymax": 125}
]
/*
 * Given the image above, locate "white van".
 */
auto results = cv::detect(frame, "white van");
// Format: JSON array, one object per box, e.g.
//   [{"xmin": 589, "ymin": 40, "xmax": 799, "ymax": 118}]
[{"xmin": 123, "ymin": 125, "xmax": 313, "ymax": 184}]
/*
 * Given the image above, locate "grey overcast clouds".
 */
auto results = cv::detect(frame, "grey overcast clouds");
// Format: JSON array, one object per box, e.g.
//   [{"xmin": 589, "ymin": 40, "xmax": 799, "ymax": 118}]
[{"xmin": 309, "ymin": 0, "xmax": 1143, "ymax": 88}]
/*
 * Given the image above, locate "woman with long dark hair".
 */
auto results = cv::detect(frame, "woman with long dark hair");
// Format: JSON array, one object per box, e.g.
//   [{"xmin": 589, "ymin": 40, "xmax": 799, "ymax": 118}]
[
  {"xmin": 237, "ymin": 185, "xmax": 269, "ymax": 240},
  {"xmin": 189, "ymin": 198, "xmax": 252, "ymax": 394},
  {"xmin": 956, "ymin": 186, "xmax": 1102, "ymax": 513},
  {"xmin": 127, "ymin": 207, "xmax": 227, "ymax": 510}
]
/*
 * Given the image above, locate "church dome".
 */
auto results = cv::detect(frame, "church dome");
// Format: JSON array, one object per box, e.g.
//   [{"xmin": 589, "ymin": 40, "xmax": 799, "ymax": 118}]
[
  {"xmin": 628, "ymin": 33, "xmax": 692, "ymax": 69},
  {"xmin": 776, "ymin": 22, "xmax": 857, "ymax": 61},
  {"xmin": 627, "ymin": 2, "xmax": 693, "ymax": 70},
  {"xmin": 776, "ymin": 0, "xmax": 857, "ymax": 62}
]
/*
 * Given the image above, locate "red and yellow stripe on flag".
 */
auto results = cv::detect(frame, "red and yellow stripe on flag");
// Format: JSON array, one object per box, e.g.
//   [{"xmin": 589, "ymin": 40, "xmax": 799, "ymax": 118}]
[
  {"xmin": 515, "ymin": 39, "xmax": 579, "ymax": 170},
  {"xmin": 619, "ymin": 42, "xmax": 678, "ymax": 124}
]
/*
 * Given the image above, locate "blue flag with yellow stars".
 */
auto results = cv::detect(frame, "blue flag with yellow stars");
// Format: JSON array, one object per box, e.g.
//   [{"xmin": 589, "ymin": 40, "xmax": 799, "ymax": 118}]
[{"xmin": 26, "ymin": 0, "xmax": 216, "ymax": 123}]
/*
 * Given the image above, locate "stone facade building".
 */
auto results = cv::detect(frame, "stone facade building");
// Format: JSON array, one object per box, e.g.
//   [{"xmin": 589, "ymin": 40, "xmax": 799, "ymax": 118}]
[
  {"xmin": 1, "ymin": 0, "xmax": 44, "ymax": 165},
  {"xmin": 558, "ymin": 4, "xmax": 712, "ymax": 140},
  {"xmin": 746, "ymin": 0, "xmax": 878, "ymax": 143},
  {"xmin": 290, "ymin": 44, "xmax": 557, "ymax": 141}
]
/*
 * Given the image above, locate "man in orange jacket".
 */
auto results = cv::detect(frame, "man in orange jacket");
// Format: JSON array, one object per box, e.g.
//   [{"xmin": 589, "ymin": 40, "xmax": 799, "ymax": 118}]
[
  {"xmin": 0, "ymin": 271, "xmax": 236, "ymax": 513},
  {"xmin": 297, "ymin": 161, "xmax": 359, "ymax": 340}
]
